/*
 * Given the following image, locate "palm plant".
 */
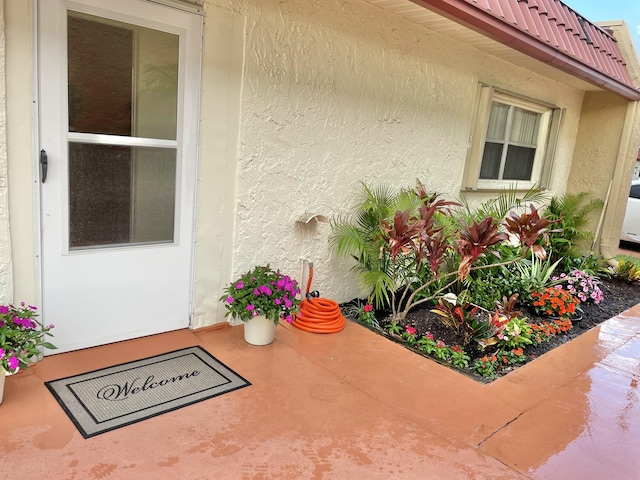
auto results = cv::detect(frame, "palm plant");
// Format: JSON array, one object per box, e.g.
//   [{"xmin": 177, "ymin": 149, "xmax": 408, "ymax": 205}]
[
  {"xmin": 329, "ymin": 182, "xmax": 423, "ymax": 308},
  {"xmin": 544, "ymin": 192, "xmax": 604, "ymax": 263},
  {"xmin": 454, "ymin": 185, "xmax": 548, "ymax": 227}
]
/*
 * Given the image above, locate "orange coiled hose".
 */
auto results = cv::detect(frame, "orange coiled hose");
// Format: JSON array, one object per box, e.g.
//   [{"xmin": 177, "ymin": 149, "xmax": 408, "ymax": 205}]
[{"xmin": 291, "ymin": 263, "xmax": 345, "ymax": 334}]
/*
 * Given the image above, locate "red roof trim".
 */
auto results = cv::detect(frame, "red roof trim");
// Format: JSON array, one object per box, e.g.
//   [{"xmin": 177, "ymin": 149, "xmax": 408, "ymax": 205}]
[{"xmin": 408, "ymin": 0, "xmax": 640, "ymax": 100}]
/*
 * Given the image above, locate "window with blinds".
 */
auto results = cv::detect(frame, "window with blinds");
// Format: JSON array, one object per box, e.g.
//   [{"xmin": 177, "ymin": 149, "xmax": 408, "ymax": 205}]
[
  {"xmin": 479, "ymin": 102, "xmax": 540, "ymax": 181},
  {"xmin": 462, "ymin": 85, "xmax": 563, "ymax": 191}
]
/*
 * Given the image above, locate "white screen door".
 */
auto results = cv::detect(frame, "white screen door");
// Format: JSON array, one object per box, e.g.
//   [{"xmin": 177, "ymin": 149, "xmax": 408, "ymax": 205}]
[{"xmin": 38, "ymin": 0, "xmax": 202, "ymax": 353}]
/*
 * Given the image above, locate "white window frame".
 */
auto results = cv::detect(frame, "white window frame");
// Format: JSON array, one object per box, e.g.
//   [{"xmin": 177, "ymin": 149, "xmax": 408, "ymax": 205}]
[{"xmin": 462, "ymin": 85, "xmax": 563, "ymax": 191}]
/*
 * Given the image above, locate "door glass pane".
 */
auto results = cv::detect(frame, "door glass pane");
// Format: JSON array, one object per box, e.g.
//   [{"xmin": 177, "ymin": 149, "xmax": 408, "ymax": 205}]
[
  {"xmin": 69, "ymin": 143, "xmax": 176, "ymax": 249},
  {"xmin": 67, "ymin": 12, "xmax": 178, "ymax": 140}
]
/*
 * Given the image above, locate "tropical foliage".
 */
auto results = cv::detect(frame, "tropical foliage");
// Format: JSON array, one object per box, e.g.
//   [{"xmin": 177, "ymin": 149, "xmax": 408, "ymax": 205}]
[
  {"xmin": 544, "ymin": 192, "xmax": 603, "ymax": 264},
  {"xmin": 334, "ymin": 180, "xmax": 626, "ymax": 380}
]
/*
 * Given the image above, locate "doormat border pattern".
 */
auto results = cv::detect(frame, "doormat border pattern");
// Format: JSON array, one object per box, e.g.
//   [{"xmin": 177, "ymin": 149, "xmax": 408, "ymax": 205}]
[{"xmin": 45, "ymin": 345, "xmax": 251, "ymax": 438}]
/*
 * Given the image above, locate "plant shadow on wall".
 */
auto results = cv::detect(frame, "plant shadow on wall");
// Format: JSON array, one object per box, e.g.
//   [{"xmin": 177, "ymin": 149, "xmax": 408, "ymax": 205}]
[{"xmin": 331, "ymin": 181, "xmax": 640, "ymax": 381}]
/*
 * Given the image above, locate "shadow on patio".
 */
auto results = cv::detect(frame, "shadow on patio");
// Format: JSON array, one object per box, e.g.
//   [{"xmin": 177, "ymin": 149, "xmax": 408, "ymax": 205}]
[{"xmin": 1, "ymin": 303, "xmax": 640, "ymax": 479}]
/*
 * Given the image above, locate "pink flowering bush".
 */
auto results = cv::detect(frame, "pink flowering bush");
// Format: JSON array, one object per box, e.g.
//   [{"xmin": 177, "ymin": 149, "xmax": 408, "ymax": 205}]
[
  {"xmin": 220, "ymin": 265, "xmax": 300, "ymax": 325},
  {"xmin": 1, "ymin": 303, "xmax": 56, "ymax": 374},
  {"xmin": 358, "ymin": 303, "xmax": 377, "ymax": 325},
  {"xmin": 415, "ymin": 332, "xmax": 470, "ymax": 367},
  {"xmin": 401, "ymin": 325, "xmax": 417, "ymax": 345},
  {"xmin": 552, "ymin": 269, "xmax": 604, "ymax": 304}
]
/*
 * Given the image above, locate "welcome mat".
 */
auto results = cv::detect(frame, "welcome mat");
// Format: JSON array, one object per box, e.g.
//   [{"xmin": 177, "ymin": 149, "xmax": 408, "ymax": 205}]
[{"xmin": 45, "ymin": 346, "xmax": 250, "ymax": 438}]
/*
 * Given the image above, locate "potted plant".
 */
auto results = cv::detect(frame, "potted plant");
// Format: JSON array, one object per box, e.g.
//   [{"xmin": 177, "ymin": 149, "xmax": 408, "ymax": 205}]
[
  {"xmin": 220, "ymin": 265, "xmax": 301, "ymax": 345},
  {"xmin": 1, "ymin": 303, "xmax": 56, "ymax": 404}
]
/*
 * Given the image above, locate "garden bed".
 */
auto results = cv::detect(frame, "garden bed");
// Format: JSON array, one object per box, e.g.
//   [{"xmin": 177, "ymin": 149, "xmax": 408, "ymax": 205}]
[{"xmin": 342, "ymin": 277, "xmax": 640, "ymax": 382}]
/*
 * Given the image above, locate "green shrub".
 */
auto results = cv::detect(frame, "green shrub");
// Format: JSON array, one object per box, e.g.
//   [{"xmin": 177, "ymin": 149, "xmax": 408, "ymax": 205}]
[
  {"xmin": 614, "ymin": 255, "xmax": 640, "ymax": 270},
  {"xmin": 465, "ymin": 267, "xmax": 517, "ymax": 310},
  {"xmin": 510, "ymin": 252, "xmax": 563, "ymax": 304},
  {"xmin": 564, "ymin": 253, "xmax": 611, "ymax": 278},
  {"xmin": 495, "ymin": 317, "xmax": 533, "ymax": 350},
  {"xmin": 544, "ymin": 192, "xmax": 603, "ymax": 265},
  {"xmin": 614, "ymin": 259, "xmax": 640, "ymax": 283}
]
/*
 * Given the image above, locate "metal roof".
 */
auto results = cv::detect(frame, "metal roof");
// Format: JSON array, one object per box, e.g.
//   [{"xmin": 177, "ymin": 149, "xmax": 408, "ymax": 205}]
[
  {"xmin": 368, "ymin": 0, "xmax": 640, "ymax": 99},
  {"xmin": 463, "ymin": 0, "xmax": 636, "ymax": 90}
]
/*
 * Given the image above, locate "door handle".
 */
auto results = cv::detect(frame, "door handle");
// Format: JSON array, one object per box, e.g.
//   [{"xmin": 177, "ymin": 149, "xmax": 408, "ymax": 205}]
[{"xmin": 40, "ymin": 149, "xmax": 48, "ymax": 183}]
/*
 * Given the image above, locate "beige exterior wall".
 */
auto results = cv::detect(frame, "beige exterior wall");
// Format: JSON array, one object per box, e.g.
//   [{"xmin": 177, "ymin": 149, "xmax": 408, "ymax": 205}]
[
  {"xmin": 566, "ymin": 93, "xmax": 640, "ymax": 256},
  {"xmin": 192, "ymin": 5, "xmax": 244, "ymax": 327},
  {"xmin": 0, "ymin": 0, "xmax": 11, "ymax": 304},
  {"xmin": 200, "ymin": 0, "xmax": 584, "ymax": 319},
  {"xmin": 3, "ymin": 0, "xmax": 35, "ymax": 306},
  {"xmin": 566, "ymin": 22, "xmax": 640, "ymax": 258},
  {"xmin": 2, "ymin": 0, "xmax": 636, "ymax": 330}
]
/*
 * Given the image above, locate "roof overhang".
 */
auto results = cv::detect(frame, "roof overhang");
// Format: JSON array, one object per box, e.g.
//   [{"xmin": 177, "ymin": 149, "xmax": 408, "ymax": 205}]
[
  {"xmin": 365, "ymin": 0, "xmax": 640, "ymax": 100},
  {"xmin": 411, "ymin": 0, "xmax": 640, "ymax": 100}
]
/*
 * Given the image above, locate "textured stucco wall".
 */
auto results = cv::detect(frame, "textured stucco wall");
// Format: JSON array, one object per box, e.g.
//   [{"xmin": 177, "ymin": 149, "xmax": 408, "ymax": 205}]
[
  {"xmin": 0, "ymin": 0, "xmax": 13, "ymax": 304},
  {"xmin": 567, "ymin": 21, "xmax": 640, "ymax": 255},
  {"xmin": 200, "ymin": 0, "xmax": 584, "ymax": 319},
  {"xmin": 4, "ymin": 0, "xmax": 36, "ymax": 306},
  {"xmin": 2, "ymin": 0, "xmax": 615, "ymax": 330},
  {"xmin": 568, "ymin": 92, "xmax": 640, "ymax": 252},
  {"xmin": 567, "ymin": 93, "xmax": 629, "ymax": 198}
]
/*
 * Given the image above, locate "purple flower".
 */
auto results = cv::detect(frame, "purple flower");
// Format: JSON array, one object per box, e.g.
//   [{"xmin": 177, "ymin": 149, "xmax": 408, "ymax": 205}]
[
  {"xmin": 275, "ymin": 298, "xmax": 282, "ymax": 305},
  {"xmin": 0, "ymin": 306, "xmax": 8, "ymax": 314},
  {"xmin": 49, "ymin": 324, "xmax": 55, "ymax": 329},
  {"xmin": 259, "ymin": 285, "xmax": 272, "ymax": 295},
  {"xmin": 225, "ymin": 296, "xmax": 234, "ymax": 304},
  {"xmin": 235, "ymin": 281, "xmax": 244, "ymax": 290},
  {"xmin": 284, "ymin": 297, "xmax": 292, "ymax": 308},
  {"xmin": 246, "ymin": 304, "xmax": 255, "ymax": 312},
  {"xmin": 253, "ymin": 288, "xmax": 261, "ymax": 296},
  {"xmin": 0, "ymin": 348, "xmax": 5, "ymax": 359},
  {"xmin": 7, "ymin": 356, "xmax": 18, "ymax": 370}
]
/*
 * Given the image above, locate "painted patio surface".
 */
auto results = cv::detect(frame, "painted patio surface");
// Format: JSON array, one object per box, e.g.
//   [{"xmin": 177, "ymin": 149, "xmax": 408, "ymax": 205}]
[{"xmin": 1, "ymin": 302, "xmax": 639, "ymax": 479}]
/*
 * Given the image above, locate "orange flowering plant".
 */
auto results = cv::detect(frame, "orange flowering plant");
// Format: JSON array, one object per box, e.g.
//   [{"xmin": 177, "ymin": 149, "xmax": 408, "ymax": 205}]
[{"xmin": 530, "ymin": 287, "xmax": 580, "ymax": 318}]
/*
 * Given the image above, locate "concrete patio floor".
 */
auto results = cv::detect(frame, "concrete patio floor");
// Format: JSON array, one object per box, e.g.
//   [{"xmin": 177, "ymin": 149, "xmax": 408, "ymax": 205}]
[{"xmin": 1, "ymin": 302, "xmax": 640, "ymax": 479}]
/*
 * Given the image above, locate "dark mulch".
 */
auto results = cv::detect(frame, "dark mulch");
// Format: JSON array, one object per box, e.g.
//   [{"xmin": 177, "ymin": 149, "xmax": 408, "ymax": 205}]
[{"xmin": 342, "ymin": 277, "xmax": 640, "ymax": 382}]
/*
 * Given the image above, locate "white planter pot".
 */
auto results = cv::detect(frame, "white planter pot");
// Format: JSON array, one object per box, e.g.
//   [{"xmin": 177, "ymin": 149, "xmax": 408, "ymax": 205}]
[
  {"xmin": 243, "ymin": 315, "xmax": 277, "ymax": 346},
  {"xmin": 0, "ymin": 371, "xmax": 6, "ymax": 405}
]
